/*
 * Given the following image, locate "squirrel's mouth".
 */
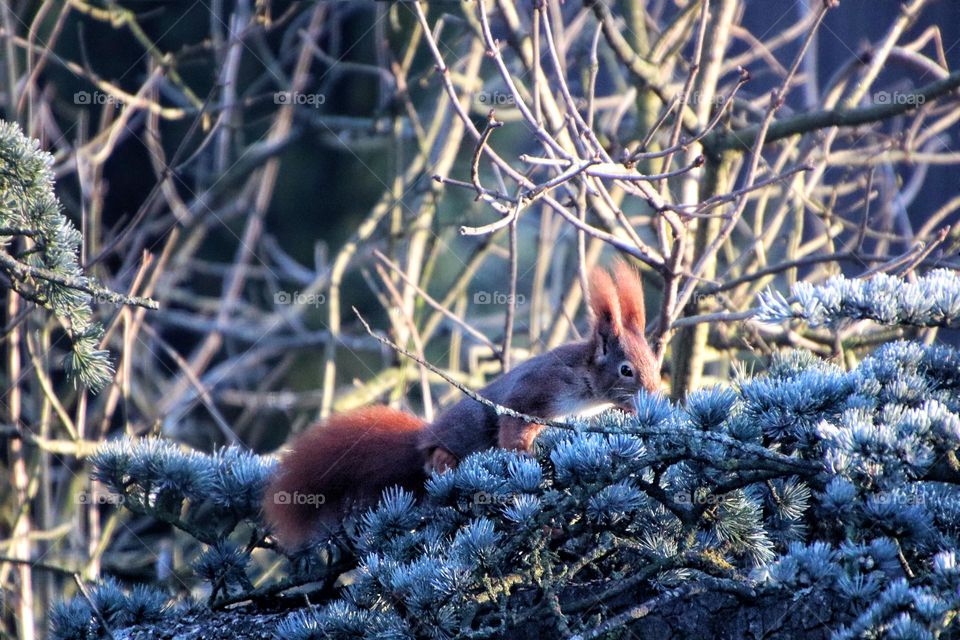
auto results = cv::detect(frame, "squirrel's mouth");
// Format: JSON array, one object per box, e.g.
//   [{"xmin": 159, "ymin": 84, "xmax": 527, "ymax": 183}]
[{"xmin": 612, "ymin": 400, "xmax": 637, "ymax": 415}]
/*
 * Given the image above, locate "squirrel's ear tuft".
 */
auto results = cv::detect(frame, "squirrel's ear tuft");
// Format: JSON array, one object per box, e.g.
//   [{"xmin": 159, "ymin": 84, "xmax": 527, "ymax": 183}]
[
  {"xmin": 589, "ymin": 267, "xmax": 622, "ymax": 345},
  {"xmin": 613, "ymin": 259, "xmax": 646, "ymax": 334}
]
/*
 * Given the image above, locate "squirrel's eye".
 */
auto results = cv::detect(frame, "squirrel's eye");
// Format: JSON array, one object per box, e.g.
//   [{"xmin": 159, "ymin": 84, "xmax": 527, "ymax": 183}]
[{"xmin": 619, "ymin": 362, "xmax": 634, "ymax": 377}]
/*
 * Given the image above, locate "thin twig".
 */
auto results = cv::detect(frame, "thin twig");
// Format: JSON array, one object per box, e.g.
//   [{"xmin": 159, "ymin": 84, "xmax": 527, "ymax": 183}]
[
  {"xmin": 73, "ymin": 574, "xmax": 117, "ymax": 640},
  {"xmin": 354, "ymin": 307, "xmax": 571, "ymax": 429}
]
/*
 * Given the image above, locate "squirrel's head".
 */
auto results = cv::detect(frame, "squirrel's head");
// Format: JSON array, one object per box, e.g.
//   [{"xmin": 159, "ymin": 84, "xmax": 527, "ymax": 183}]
[{"xmin": 588, "ymin": 261, "xmax": 660, "ymax": 411}]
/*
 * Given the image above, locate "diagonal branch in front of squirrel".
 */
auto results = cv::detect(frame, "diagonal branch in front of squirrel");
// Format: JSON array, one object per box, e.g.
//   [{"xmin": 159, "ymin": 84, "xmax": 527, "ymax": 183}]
[{"xmin": 261, "ymin": 261, "xmax": 661, "ymax": 550}]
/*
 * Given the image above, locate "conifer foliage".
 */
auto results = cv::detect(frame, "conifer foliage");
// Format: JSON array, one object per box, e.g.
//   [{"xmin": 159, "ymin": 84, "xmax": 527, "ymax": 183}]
[
  {"xmin": 54, "ymin": 271, "xmax": 960, "ymax": 639},
  {"xmin": 758, "ymin": 269, "xmax": 960, "ymax": 329},
  {"xmin": 0, "ymin": 121, "xmax": 154, "ymax": 390}
]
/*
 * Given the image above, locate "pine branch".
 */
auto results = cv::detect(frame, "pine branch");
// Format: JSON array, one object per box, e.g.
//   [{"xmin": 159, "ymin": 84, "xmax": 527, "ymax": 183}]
[{"xmin": 0, "ymin": 249, "xmax": 158, "ymax": 309}]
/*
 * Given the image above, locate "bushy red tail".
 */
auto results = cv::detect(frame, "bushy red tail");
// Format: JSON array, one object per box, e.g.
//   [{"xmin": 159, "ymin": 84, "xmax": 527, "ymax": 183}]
[{"xmin": 261, "ymin": 406, "xmax": 427, "ymax": 549}]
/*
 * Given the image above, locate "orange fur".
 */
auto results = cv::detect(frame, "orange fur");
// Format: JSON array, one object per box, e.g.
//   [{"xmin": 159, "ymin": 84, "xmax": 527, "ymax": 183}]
[
  {"xmin": 589, "ymin": 267, "xmax": 622, "ymax": 337},
  {"xmin": 612, "ymin": 260, "xmax": 646, "ymax": 333},
  {"xmin": 262, "ymin": 406, "xmax": 426, "ymax": 549},
  {"xmin": 609, "ymin": 261, "xmax": 654, "ymax": 370}
]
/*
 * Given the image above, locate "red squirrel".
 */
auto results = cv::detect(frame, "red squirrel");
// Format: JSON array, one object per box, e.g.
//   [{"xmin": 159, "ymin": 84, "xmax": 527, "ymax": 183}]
[{"xmin": 262, "ymin": 261, "xmax": 660, "ymax": 549}]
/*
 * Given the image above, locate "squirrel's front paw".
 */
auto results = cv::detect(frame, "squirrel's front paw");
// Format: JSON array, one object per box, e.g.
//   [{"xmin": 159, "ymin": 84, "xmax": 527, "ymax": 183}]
[
  {"xmin": 497, "ymin": 417, "xmax": 544, "ymax": 453},
  {"xmin": 424, "ymin": 447, "xmax": 459, "ymax": 474}
]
